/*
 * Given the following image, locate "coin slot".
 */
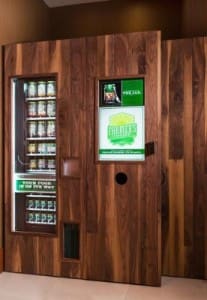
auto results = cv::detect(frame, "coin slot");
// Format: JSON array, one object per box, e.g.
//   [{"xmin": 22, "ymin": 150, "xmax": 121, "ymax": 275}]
[{"xmin": 115, "ymin": 172, "xmax": 128, "ymax": 185}]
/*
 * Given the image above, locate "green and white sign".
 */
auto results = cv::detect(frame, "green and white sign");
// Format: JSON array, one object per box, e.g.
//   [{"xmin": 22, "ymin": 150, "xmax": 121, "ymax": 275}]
[
  {"xmin": 99, "ymin": 78, "xmax": 145, "ymax": 161},
  {"xmin": 16, "ymin": 179, "xmax": 56, "ymax": 193},
  {"xmin": 122, "ymin": 79, "xmax": 144, "ymax": 106},
  {"xmin": 99, "ymin": 107, "xmax": 144, "ymax": 160},
  {"xmin": 108, "ymin": 112, "xmax": 137, "ymax": 145}
]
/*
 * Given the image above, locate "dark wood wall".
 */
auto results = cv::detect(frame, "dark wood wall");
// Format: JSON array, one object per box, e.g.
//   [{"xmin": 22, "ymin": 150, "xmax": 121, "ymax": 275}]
[
  {"xmin": 50, "ymin": 0, "xmax": 182, "ymax": 40},
  {"xmin": 0, "ymin": 46, "xmax": 3, "ymax": 272},
  {"xmin": 50, "ymin": 0, "xmax": 207, "ymax": 41},
  {"xmin": 162, "ymin": 37, "xmax": 207, "ymax": 279},
  {"xmin": 4, "ymin": 41, "xmax": 63, "ymax": 277},
  {"xmin": 182, "ymin": 0, "xmax": 207, "ymax": 38},
  {"xmin": 84, "ymin": 32, "xmax": 161, "ymax": 286},
  {"xmin": 0, "ymin": 0, "xmax": 50, "ymax": 45},
  {"xmin": 4, "ymin": 31, "xmax": 161, "ymax": 286},
  {"xmin": 4, "ymin": 33, "xmax": 207, "ymax": 283}
]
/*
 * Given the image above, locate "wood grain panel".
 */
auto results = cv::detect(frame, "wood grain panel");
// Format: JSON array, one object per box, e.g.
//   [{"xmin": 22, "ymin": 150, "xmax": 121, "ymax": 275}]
[
  {"xmin": 36, "ymin": 238, "xmax": 58, "ymax": 276},
  {"xmin": 61, "ymin": 180, "xmax": 81, "ymax": 222},
  {"xmin": 192, "ymin": 37, "xmax": 205, "ymax": 278},
  {"xmin": 169, "ymin": 42, "xmax": 184, "ymax": 159},
  {"xmin": 4, "ymin": 40, "xmax": 83, "ymax": 278},
  {"xmin": 204, "ymin": 37, "xmax": 207, "ymax": 280},
  {"xmin": 168, "ymin": 160, "xmax": 184, "ymax": 275},
  {"xmin": 85, "ymin": 37, "xmax": 98, "ymax": 234},
  {"xmin": 161, "ymin": 40, "xmax": 170, "ymax": 275},
  {"xmin": 162, "ymin": 37, "xmax": 207, "ymax": 279},
  {"xmin": 144, "ymin": 31, "xmax": 161, "ymax": 284},
  {"xmin": 0, "ymin": 46, "xmax": 3, "ymax": 256},
  {"xmin": 4, "ymin": 32, "xmax": 161, "ymax": 286},
  {"xmin": 183, "ymin": 39, "xmax": 194, "ymax": 278},
  {"xmin": 85, "ymin": 31, "xmax": 161, "ymax": 286},
  {"xmin": 61, "ymin": 261, "xmax": 81, "ymax": 278}
]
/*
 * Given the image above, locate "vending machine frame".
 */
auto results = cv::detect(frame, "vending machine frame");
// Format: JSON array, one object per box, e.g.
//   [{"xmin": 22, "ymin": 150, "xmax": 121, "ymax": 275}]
[{"xmin": 10, "ymin": 74, "xmax": 57, "ymax": 235}]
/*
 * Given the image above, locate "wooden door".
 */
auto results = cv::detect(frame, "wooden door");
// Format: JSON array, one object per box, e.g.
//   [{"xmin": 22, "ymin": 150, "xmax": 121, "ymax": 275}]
[{"xmin": 84, "ymin": 32, "xmax": 161, "ymax": 286}]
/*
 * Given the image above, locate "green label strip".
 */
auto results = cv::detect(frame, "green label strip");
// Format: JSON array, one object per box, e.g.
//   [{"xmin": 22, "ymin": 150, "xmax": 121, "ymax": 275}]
[
  {"xmin": 16, "ymin": 180, "xmax": 56, "ymax": 192},
  {"xmin": 99, "ymin": 149, "xmax": 145, "ymax": 154}
]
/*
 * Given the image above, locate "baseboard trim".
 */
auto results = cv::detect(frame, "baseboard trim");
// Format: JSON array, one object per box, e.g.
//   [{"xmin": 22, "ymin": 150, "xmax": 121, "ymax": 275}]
[{"xmin": 0, "ymin": 248, "xmax": 3, "ymax": 272}]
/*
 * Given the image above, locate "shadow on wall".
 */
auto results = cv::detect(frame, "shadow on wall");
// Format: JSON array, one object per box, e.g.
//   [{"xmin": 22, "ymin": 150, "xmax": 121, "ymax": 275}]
[
  {"xmin": 0, "ymin": 0, "xmax": 50, "ymax": 45},
  {"xmin": 49, "ymin": 0, "xmax": 182, "ymax": 40}
]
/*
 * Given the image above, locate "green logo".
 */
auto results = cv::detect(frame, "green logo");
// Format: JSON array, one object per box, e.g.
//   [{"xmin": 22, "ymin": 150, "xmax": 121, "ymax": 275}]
[
  {"xmin": 122, "ymin": 79, "xmax": 144, "ymax": 106},
  {"xmin": 107, "ymin": 112, "xmax": 137, "ymax": 145}
]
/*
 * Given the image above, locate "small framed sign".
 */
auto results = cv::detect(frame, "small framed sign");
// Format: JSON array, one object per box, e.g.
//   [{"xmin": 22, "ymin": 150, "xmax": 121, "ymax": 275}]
[{"xmin": 98, "ymin": 77, "xmax": 145, "ymax": 161}]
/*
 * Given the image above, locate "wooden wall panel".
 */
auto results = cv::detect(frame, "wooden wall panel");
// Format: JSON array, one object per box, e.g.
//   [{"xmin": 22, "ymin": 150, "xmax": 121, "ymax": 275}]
[
  {"xmin": 0, "ymin": 46, "xmax": 3, "ymax": 272},
  {"xmin": 192, "ymin": 38, "xmax": 206, "ymax": 278},
  {"xmin": 162, "ymin": 37, "xmax": 207, "ymax": 279},
  {"xmin": 205, "ymin": 38, "xmax": 207, "ymax": 281},
  {"xmin": 85, "ymin": 32, "xmax": 161, "ymax": 286},
  {"xmin": 4, "ymin": 40, "xmax": 84, "ymax": 278},
  {"xmin": 169, "ymin": 42, "xmax": 184, "ymax": 159},
  {"xmin": 4, "ymin": 31, "xmax": 161, "ymax": 286}
]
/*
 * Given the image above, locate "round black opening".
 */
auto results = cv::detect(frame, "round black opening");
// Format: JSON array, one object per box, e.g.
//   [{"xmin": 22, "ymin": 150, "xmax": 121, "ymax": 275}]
[{"xmin": 115, "ymin": 172, "xmax": 128, "ymax": 185}]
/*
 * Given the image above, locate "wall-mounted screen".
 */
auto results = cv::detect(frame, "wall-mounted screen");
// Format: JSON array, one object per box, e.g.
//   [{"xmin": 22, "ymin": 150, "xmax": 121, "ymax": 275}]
[{"xmin": 98, "ymin": 78, "xmax": 145, "ymax": 161}]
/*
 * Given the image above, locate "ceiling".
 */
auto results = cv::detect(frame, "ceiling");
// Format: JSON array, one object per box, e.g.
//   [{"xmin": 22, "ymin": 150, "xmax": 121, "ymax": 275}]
[{"xmin": 43, "ymin": 0, "xmax": 109, "ymax": 7}]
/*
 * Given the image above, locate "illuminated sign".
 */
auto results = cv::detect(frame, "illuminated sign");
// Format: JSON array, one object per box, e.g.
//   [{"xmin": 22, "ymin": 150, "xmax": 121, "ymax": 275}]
[{"xmin": 98, "ymin": 78, "xmax": 145, "ymax": 161}]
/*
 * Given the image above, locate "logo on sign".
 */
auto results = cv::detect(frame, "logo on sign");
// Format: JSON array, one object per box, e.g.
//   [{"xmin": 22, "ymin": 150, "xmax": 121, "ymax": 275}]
[{"xmin": 107, "ymin": 112, "xmax": 137, "ymax": 146}]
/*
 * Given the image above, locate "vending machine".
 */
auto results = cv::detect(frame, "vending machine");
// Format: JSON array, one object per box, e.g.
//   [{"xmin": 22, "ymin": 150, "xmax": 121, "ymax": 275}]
[
  {"xmin": 11, "ymin": 77, "xmax": 57, "ymax": 234},
  {"xmin": 4, "ymin": 31, "xmax": 161, "ymax": 286}
]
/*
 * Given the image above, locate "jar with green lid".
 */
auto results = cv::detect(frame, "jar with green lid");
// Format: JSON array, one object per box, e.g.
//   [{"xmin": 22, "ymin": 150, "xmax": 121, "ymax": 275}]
[
  {"xmin": 41, "ymin": 200, "xmax": 47, "ymax": 210},
  {"xmin": 28, "ymin": 143, "xmax": 36, "ymax": 154},
  {"xmin": 38, "ymin": 143, "xmax": 47, "ymax": 154},
  {"xmin": 37, "ymin": 121, "xmax": 46, "ymax": 137},
  {"xmin": 27, "ymin": 101, "xmax": 37, "ymax": 117},
  {"xmin": 37, "ymin": 81, "xmax": 46, "ymax": 97},
  {"xmin": 38, "ymin": 158, "xmax": 46, "ymax": 170},
  {"xmin": 41, "ymin": 213, "xmax": 47, "ymax": 223},
  {"xmin": 47, "ymin": 121, "xmax": 55, "ymax": 137},
  {"xmin": 37, "ymin": 100, "xmax": 47, "ymax": 117},
  {"xmin": 47, "ymin": 100, "xmax": 56, "ymax": 117},
  {"xmin": 47, "ymin": 159, "xmax": 55, "ymax": 170},
  {"xmin": 47, "ymin": 143, "xmax": 56, "ymax": 153},
  {"xmin": 28, "ymin": 82, "xmax": 37, "ymax": 97},
  {"xmin": 28, "ymin": 121, "xmax": 37, "ymax": 137},
  {"xmin": 47, "ymin": 81, "xmax": 56, "ymax": 97},
  {"xmin": 29, "ymin": 159, "xmax": 37, "ymax": 170}
]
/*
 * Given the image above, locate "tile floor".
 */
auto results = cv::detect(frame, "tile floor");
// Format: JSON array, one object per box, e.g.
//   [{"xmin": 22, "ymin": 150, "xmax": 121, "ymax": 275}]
[{"xmin": 0, "ymin": 272, "xmax": 206, "ymax": 300}]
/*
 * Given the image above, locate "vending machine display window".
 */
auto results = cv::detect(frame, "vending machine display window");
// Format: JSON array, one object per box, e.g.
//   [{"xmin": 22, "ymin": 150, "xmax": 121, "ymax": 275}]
[
  {"xmin": 98, "ymin": 78, "xmax": 145, "ymax": 161},
  {"xmin": 11, "ymin": 76, "xmax": 57, "ymax": 234}
]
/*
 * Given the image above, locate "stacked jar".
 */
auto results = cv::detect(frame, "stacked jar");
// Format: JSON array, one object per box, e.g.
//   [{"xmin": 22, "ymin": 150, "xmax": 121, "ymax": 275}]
[{"xmin": 27, "ymin": 80, "xmax": 56, "ymax": 98}]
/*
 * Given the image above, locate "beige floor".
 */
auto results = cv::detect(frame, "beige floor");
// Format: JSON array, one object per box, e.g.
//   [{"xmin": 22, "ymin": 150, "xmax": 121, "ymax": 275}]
[{"xmin": 0, "ymin": 272, "xmax": 206, "ymax": 300}]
